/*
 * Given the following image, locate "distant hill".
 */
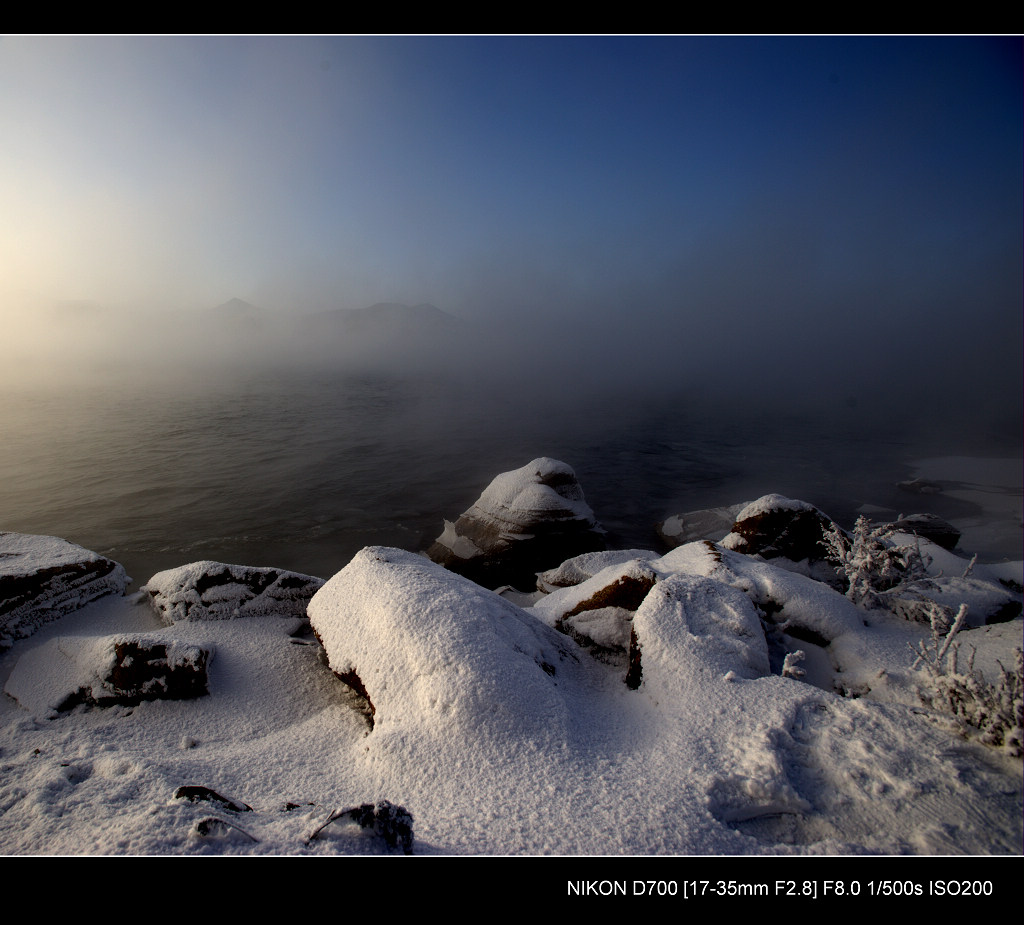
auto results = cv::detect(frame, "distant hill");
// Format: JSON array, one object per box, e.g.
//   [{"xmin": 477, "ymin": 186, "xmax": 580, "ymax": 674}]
[
  {"xmin": 208, "ymin": 298, "xmax": 269, "ymax": 327},
  {"xmin": 308, "ymin": 302, "xmax": 462, "ymax": 331}
]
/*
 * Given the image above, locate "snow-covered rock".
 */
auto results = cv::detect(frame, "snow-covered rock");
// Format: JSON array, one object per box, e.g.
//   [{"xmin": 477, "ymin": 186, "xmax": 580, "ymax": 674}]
[
  {"xmin": 536, "ymin": 548, "xmax": 657, "ymax": 592},
  {"xmin": 631, "ymin": 574, "xmax": 771, "ymax": 689},
  {"xmin": 656, "ymin": 541, "xmax": 864, "ymax": 645},
  {"xmin": 882, "ymin": 513, "xmax": 961, "ymax": 551},
  {"xmin": 308, "ymin": 547, "xmax": 584, "ymax": 741},
  {"xmin": 425, "ymin": 457, "xmax": 606, "ymax": 589},
  {"xmin": 4, "ymin": 633, "xmax": 211, "ymax": 717},
  {"xmin": 721, "ymin": 493, "xmax": 839, "ymax": 563},
  {"xmin": 0, "ymin": 532, "xmax": 130, "ymax": 647},
  {"xmin": 655, "ymin": 504, "xmax": 746, "ymax": 548},
  {"xmin": 141, "ymin": 561, "xmax": 324, "ymax": 624},
  {"xmin": 533, "ymin": 558, "xmax": 659, "ymax": 655},
  {"xmin": 882, "ymin": 575, "xmax": 1022, "ymax": 628}
]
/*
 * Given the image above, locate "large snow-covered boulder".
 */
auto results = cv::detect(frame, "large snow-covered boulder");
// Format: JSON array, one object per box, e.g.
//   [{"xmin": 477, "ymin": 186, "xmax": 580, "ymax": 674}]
[
  {"xmin": 425, "ymin": 458, "xmax": 606, "ymax": 589},
  {"xmin": 308, "ymin": 547, "xmax": 582, "ymax": 741},
  {"xmin": 881, "ymin": 575, "xmax": 1022, "ymax": 628},
  {"xmin": 141, "ymin": 561, "xmax": 324, "ymax": 624},
  {"xmin": 630, "ymin": 574, "xmax": 771, "ymax": 691},
  {"xmin": 720, "ymin": 494, "xmax": 839, "ymax": 563},
  {"xmin": 656, "ymin": 541, "xmax": 864, "ymax": 645},
  {"xmin": 0, "ymin": 532, "xmax": 130, "ymax": 647},
  {"xmin": 4, "ymin": 633, "xmax": 211, "ymax": 717}
]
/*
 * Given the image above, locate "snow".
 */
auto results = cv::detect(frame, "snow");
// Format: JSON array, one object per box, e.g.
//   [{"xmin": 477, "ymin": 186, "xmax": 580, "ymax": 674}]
[
  {"xmin": 908, "ymin": 456, "xmax": 1023, "ymax": 562},
  {"xmin": 308, "ymin": 547, "xmax": 582, "ymax": 745},
  {"xmin": 141, "ymin": 560, "xmax": 323, "ymax": 623},
  {"xmin": 0, "ymin": 532, "xmax": 129, "ymax": 644},
  {"xmin": 0, "ymin": 471, "xmax": 1021, "ymax": 856},
  {"xmin": 536, "ymin": 548, "xmax": 658, "ymax": 592},
  {"xmin": 5, "ymin": 633, "xmax": 211, "ymax": 718},
  {"xmin": 434, "ymin": 519, "xmax": 483, "ymax": 559},
  {"xmin": 731, "ymin": 493, "xmax": 819, "ymax": 521},
  {"xmin": 634, "ymin": 575, "xmax": 771, "ymax": 682},
  {"xmin": 471, "ymin": 457, "xmax": 597, "ymax": 531}
]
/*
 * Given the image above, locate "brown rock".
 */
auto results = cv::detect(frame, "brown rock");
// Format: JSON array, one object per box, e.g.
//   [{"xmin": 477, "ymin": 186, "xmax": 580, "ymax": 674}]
[{"xmin": 426, "ymin": 458, "xmax": 605, "ymax": 589}]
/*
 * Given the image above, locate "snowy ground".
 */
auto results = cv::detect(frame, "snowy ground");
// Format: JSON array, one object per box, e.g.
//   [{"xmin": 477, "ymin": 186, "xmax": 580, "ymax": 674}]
[{"xmin": 0, "ymin": 461, "xmax": 1021, "ymax": 857}]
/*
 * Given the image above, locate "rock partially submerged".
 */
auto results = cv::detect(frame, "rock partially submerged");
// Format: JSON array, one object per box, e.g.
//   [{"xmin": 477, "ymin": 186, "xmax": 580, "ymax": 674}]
[
  {"xmin": 720, "ymin": 494, "xmax": 840, "ymax": 563},
  {"xmin": 881, "ymin": 513, "xmax": 961, "ymax": 552},
  {"xmin": 0, "ymin": 532, "xmax": 130, "ymax": 647},
  {"xmin": 4, "ymin": 633, "xmax": 212, "ymax": 716},
  {"xmin": 656, "ymin": 504, "xmax": 746, "ymax": 549},
  {"xmin": 425, "ymin": 457, "xmax": 606, "ymax": 589},
  {"xmin": 142, "ymin": 561, "xmax": 324, "ymax": 624}
]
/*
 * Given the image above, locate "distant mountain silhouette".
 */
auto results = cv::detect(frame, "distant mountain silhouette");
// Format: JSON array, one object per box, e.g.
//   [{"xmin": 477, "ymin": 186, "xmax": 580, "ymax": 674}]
[
  {"xmin": 308, "ymin": 302, "xmax": 462, "ymax": 331},
  {"xmin": 208, "ymin": 298, "xmax": 269, "ymax": 326}
]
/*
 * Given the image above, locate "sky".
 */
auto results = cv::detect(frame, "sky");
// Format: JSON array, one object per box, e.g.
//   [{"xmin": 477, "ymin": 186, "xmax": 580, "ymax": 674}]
[{"xmin": 1, "ymin": 35, "xmax": 1021, "ymax": 429}]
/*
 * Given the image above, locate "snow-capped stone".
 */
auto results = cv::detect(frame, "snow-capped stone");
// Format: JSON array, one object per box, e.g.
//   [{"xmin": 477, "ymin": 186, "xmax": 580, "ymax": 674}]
[
  {"xmin": 721, "ymin": 493, "xmax": 839, "ymax": 562},
  {"xmin": 308, "ymin": 547, "xmax": 582, "ymax": 741},
  {"xmin": 536, "ymin": 548, "xmax": 657, "ymax": 592},
  {"xmin": 656, "ymin": 541, "xmax": 864, "ymax": 645},
  {"xmin": 4, "ymin": 633, "xmax": 211, "ymax": 717},
  {"xmin": 0, "ymin": 532, "xmax": 130, "ymax": 647},
  {"xmin": 425, "ymin": 458, "xmax": 606, "ymax": 589},
  {"xmin": 881, "ymin": 513, "xmax": 961, "ymax": 551},
  {"xmin": 882, "ymin": 575, "xmax": 1022, "ymax": 628},
  {"xmin": 631, "ymin": 574, "xmax": 771, "ymax": 689},
  {"xmin": 532, "ymin": 559, "xmax": 659, "ymax": 655},
  {"xmin": 655, "ymin": 504, "xmax": 746, "ymax": 548},
  {"xmin": 141, "ymin": 561, "xmax": 324, "ymax": 624}
]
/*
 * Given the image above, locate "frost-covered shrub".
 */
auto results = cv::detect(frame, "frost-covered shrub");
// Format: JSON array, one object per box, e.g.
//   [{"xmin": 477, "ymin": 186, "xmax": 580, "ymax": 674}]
[
  {"xmin": 821, "ymin": 516, "xmax": 930, "ymax": 608},
  {"xmin": 912, "ymin": 605, "xmax": 1023, "ymax": 757},
  {"xmin": 781, "ymin": 650, "xmax": 806, "ymax": 680}
]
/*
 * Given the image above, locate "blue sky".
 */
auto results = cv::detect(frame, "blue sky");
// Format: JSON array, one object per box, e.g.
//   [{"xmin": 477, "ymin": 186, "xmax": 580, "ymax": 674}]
[
  {"xmin": 1, "ymin": 36, "xmax": 1020, "ymax": 423},
  {"xmin": 1, "ymin": 36, "xmax": 1017, "ymax": 309}
]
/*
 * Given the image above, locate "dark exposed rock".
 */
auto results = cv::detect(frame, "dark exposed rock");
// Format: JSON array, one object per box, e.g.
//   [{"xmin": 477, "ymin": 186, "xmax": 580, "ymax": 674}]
[
  {"xmin": 0, "ymin": 532, "xmax": 129, "ymax": 647},
  {"xmin": 307, "ymin": 800, "xmax": 414, "ymax": 854},
  {"xmin": 334, "ymin": 667, "xmax": 376, "ymax": 728},
  {"xmin": 882, "ymin": 513, "xmax": 961, "ymax": 551},
  {"xmin": 142, "ymin": 560, "xmax": 324, "ymax": 624},
  {"xmin": 192, "ymin": 817, "xmax": 259, "ymax": 842},
  {"xmin": 426, "ymin": 458, "xmax": 606, "ymax": 590},
  {"xmin": 543, "ymin": 561, "xmax": 659, "ymax": 659},
  {"xmin": 720, "ymin": 494, "xmax": 840, "ymax": 563},
  {"xmin": 565, "ymin": 566, "xmax": 658, "ymax": 617},
  {"xmin": 174, "ymin": 785, "xmax": 252, "ymax": 812},
  {"xmin": 5, "ymin": 632, "xmax": 212, "ymax": 715},
  {"xmin": 625, "ymin": 626, "xmax": 643, "ymax": 690},
  {"xmin": 99, "ymin": 638, "xmax": 210, "ymax": 705}
]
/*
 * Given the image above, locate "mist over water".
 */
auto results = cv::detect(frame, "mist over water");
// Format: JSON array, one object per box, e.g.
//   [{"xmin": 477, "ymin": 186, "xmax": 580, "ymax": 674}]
[
  {"xmin": 1, "ymin": 38, "xmax": 1019, "ymax": 582},
  {"xmin": 2, "ymin": 340, "xmax": 1017, "ymax": 590}
]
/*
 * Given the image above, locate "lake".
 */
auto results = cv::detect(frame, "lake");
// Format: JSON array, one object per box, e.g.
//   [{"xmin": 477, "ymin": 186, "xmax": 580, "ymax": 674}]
[{"xmin": 1, "ymin": 365, "xmax": 1017, "ymax": 587}]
